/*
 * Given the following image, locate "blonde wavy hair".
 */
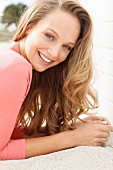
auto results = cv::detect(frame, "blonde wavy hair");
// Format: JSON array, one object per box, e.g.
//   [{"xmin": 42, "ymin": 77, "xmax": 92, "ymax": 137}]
[{"xmin": 13, "ymin": 0, "xmax": 98, "ymax": 136}]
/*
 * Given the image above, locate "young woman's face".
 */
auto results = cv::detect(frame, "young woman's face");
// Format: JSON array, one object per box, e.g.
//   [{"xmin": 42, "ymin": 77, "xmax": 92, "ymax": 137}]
[{"xmin": 20, "ymin": 9, "xmax": 81, "ymax": 72}]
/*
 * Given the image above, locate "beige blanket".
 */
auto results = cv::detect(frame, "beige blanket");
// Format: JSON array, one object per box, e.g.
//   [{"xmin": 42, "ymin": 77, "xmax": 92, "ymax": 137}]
[{"xmin": 0, "ymin": 133, "xmax": 113, "ymax": 170}]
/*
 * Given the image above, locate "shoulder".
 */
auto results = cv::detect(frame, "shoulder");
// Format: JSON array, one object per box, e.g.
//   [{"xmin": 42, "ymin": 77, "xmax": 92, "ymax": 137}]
[
  {"xmin": 0, "ymin": 42, "xmax": 32, "ymax": 80},
  {"xmin": 0, "ymin": 43, "xmax": 32, "ymax": 99}
]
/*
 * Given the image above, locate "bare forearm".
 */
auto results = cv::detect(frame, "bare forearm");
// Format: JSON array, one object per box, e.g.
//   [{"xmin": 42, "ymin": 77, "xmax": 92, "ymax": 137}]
[
  {"xmin": 25, "ymin": 131, "xmax": 72, "ymax": 159},
  {"xmin": 25, "ymin": 120, "xmax": 113, "ymax": 159}
]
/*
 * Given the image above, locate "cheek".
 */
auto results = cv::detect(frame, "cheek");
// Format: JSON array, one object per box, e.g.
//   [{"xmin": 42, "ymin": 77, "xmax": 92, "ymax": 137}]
[
  {"xmin": 26, "ymin": 36, "xmax": 47, "ymax": 51},
  {"xmin": 25, "ymin": 37, "xmax": 38, "ymax": 55},
  {"xmin": 59, "ymin": 53, "xmax": 68, "ymax": 63},
  {"xmin": 24, "ymin": 38, "xmax": 35, "ymax": 60}
]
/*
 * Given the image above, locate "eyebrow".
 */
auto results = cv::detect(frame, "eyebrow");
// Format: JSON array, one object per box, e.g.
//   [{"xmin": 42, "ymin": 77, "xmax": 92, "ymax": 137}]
[{"xmin": 46, "ymin": 28, "xmax": 75, "ymax": 46}]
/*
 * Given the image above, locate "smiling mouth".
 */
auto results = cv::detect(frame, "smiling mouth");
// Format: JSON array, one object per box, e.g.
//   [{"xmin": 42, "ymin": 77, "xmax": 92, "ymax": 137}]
[{"xmin": 38, "ymin": 52, "xmax": 52, "ymax": 63}]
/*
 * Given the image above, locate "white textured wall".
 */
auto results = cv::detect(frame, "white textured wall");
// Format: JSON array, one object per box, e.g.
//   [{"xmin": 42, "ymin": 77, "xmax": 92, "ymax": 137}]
[{"xmin": 80, "ymin": 0, "xmax": 113, "ymax": 123}]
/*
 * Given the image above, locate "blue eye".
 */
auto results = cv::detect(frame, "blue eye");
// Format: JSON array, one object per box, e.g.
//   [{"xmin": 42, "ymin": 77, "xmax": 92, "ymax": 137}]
[
  {"xmin": 45, "ymin": 33, "xmax": 54, "ymax": 40},
  {"xmin": 63, "ymin": 45, "xmax": 71, "ymax": 51}
]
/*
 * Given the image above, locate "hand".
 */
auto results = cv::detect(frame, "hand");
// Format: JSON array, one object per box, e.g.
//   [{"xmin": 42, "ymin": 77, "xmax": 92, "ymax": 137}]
[
  {"xmin": 77, "ymin": 115, "xmax": 111, "ymax": 127},
  {"xmin": 71, "ymin": 121, "xmax": 113, "ymax": 147}
]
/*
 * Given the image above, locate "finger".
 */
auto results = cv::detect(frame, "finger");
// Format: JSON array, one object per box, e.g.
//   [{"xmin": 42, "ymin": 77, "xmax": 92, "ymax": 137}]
[
  {"xmin": 100, "ymin": 117, "xmax": 111, "ymax": 125},
  {"xmin": 102, "ymin": 117, "xmax": 110, "ymax": 125},
  {"xmin": 97, "ymin": 137, "xmax": 108, "ymax": 143},
  {"xmin": 82, "ymin": 116, "xmax": 92, "ymax": 121},
  {"xmin": 92, "ymin": 116, "xmax": 111, "ymax": 125},
  {"xmin": 110, "ymin": 127, "xmax": 113, "ymax": 132},
  {"xmin": 96, "ymin": 143, "xmax": 103, "ymax": 146},
  {"xmin": 99, "ymin": 132, "xmax": 110, "ymax": 138},
  {"xmin": 83, "ymin": 115, "xmax": 99, "ymax": 121},
  {"xmin": 91, "ymin": 120, "xmax": 108, "ymax": 125},
  {"xmin": 100, "ymin": 125, "xmax": 113, "ymax": 132}
]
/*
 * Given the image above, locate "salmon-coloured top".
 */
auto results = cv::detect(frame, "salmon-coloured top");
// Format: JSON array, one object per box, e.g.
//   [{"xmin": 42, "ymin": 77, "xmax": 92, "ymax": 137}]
[{"xmin": 0, "ymin": 42, "xmax": 32, "ymax": 160}]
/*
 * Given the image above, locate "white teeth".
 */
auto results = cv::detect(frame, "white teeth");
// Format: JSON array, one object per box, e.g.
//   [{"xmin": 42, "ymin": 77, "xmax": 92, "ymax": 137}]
[{"xmin": 39, "ymin": 53, "xmax": 52, "ymax": 63}]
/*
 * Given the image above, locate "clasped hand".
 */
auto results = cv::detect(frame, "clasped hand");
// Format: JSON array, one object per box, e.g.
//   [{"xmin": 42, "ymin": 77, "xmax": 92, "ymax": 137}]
[{"xmin": 72, "ymin": 115, "xmax": 113, "ymax": 146}]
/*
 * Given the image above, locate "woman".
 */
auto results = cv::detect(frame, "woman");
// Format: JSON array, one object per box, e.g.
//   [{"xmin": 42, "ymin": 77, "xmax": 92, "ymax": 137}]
[{"xmin": 0, "ymin": 0, "xmax": 112, "ymax": 160}]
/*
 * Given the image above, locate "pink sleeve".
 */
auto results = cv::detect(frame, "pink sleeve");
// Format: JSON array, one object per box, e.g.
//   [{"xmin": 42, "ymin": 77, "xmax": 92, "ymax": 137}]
[{"xmin": 0, "ymin": 59, "xmax": 32, "ymax": 160}]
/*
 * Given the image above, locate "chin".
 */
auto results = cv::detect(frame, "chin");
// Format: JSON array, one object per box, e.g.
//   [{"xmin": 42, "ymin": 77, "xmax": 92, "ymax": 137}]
[{"xmin": 35, "ymin": 67, "xmax": 46, "ymax": 72}]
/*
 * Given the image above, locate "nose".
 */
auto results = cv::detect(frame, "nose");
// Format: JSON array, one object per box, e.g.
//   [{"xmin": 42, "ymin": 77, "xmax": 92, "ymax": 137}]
[{"xmin": 47, "ymin": 44, "xmax": 60, "ymax": 60}]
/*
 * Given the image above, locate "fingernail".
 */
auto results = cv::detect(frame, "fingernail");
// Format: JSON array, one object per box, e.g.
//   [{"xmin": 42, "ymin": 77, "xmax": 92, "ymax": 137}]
[{"xmin": 102, "ymin": 121, "xmax": 108, "ymax": 125}]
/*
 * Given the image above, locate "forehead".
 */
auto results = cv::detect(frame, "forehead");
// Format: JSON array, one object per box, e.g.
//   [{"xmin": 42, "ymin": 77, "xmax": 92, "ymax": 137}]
[{"xmin": 34, "ymin": 9, "xmax": 81, "ymax": 43}]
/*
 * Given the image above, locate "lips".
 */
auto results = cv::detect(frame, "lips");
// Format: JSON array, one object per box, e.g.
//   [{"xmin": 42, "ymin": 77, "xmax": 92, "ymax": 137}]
[{"xmin": 38, "ymin": 52, "xmax": 52, "ymax": 63}]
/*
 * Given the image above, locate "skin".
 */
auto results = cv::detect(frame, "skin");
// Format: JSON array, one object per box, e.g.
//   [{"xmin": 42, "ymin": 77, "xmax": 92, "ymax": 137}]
[
  {"xmin": 17, "ymin": 9, "xmax": 113, "ymax": 158},
  {"xmin": 74, "ymin": 115, "xmax": 111, "ymax": 146},
  {"xmin": 25, "ymin": 115, "xmax": 113, "ymax": 158},
  {"xmin": 19, "ymin": 9, "xmax": 81, "ymax": 72}
]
